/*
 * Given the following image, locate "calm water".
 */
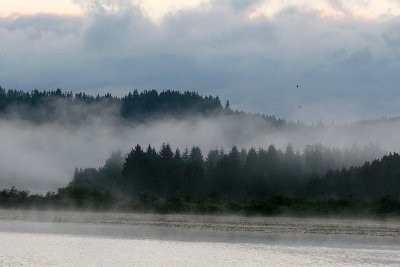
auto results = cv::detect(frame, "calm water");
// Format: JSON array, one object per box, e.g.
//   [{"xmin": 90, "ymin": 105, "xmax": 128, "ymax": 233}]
[{"xmin": 0, "ymin": 209, "xmax": 399, "ymax": 266}]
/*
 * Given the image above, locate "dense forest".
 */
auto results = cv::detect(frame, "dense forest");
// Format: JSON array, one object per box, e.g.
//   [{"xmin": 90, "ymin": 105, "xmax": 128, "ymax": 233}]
[
  {"xmin": 69, "ymin": 144, "xmax": 398, "ymax": 199},
  {"xmin": 0, "ymin": 87, "xmax": 285, "ymax": 126},
  {"xmin": 1, "ymin": 145, "xmax": 399, "ymax": 216}
]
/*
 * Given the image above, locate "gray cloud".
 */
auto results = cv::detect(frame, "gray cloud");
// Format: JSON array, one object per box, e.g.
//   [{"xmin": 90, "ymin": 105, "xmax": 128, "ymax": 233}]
[
  {"xmin": 73, "ymin": 0, "xmax": 134, "ymax": 13},
  {"xmin": 0, "ymin": 4, "xmax": 400, "ymax": 122},
  {"xmin": 213, "ymin": 0, "xmax": 262, "ymax": 11}
]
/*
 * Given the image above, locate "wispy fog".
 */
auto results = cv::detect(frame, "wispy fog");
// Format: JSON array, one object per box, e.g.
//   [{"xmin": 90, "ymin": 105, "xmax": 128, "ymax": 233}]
[{"xmin": 1, "ymin": 111, "xmax": 399, "ymax": 192}]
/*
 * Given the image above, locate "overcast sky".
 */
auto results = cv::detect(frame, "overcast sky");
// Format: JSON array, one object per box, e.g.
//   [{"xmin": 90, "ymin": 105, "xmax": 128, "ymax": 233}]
[{"xmin": 1, "ymin": 0, "xmax": 400, "ymax": 122}]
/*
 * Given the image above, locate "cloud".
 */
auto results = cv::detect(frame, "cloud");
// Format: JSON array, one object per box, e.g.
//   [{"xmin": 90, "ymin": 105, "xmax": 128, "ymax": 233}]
[
  {"xmin": 0, "ymin": 2, "xmax": 400, "ymax": 122},
  {"xmin": 73, "ymin": 0, "xmax": 134, "ymax": 14},
  {"xmin": 213, "ymin": 0, "xmax": 262, "ymax": 11}
]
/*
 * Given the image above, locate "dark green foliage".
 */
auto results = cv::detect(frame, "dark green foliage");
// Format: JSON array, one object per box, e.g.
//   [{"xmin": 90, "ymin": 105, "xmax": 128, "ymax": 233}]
[
  {"xmin": 68, "ymin": 143, "xmax": 397, "ymax": 203},
  {"xmin": 0, "ymin": 87, "xmax": 222, "ymax": 122},
  {"xmin": 0, "ymin": 187, "xmax": 31, "ymax": 206},
  {"xmin": 2, "ymin": 187, "xmax": 398, "ymax": 216},
  {"xmin": 305, "ymin": 153, "xmax": 400, "ymax": 198},
  {"xmin": 0, "ymin": 87, "xmax": 288, "ymax": 126},
  {"xmin": 70, "ymin": 151, "xmax": 124, "ymax": 194},
  {"xmin": 0, "ymin": 187, "xmax": 400, "ymax": 217},
  {"xmin": 375, "ymin": 196, "xmax": 400, "ymax": 214},
  {"xmin": 0, "ymin": 187, "xmax": 52, "ymax": 208},
  {"xmin": 121, "ymin": 90, "xmax": 222, "ymax": 120},
  {"xmin": 0, "ymin": 186, "xmax": 114, "ymax": 210},
  {"xmin": 57, "ymin": 187, "xmax": 114, "ymax": 208}
]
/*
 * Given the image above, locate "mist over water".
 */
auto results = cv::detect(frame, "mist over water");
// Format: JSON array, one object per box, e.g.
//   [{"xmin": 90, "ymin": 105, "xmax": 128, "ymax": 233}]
[
  {"xmin": 0, "ymin": 209, "xmax": 399, "ymax": 267},
  {"xmin": 1, "ymin": 232, "xmax": 399, "ymax": 267}
]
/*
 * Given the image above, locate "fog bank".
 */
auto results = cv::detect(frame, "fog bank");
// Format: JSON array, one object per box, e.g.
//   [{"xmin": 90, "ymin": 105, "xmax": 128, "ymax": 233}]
[{"xmin": 1, "ymin": 113, "xmax": 399, "ymax": 192}]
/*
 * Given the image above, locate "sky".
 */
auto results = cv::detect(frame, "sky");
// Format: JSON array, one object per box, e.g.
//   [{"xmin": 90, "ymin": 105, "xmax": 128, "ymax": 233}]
[{"xmin": 1, "ymin": 0, "xmax": 400, "ymax": 122}]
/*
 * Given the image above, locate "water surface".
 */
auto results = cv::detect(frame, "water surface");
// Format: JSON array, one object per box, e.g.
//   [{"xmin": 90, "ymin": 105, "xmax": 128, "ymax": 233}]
[{"xmin": 0, "ymin": 209, "xmax": 399, "ymax": 266}]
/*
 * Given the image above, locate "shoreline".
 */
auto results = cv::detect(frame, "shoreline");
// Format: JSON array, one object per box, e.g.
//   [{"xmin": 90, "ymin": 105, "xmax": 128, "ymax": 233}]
[{"xmin": 1, "ymin": 209, "xmax": 400, "ymax": 243}]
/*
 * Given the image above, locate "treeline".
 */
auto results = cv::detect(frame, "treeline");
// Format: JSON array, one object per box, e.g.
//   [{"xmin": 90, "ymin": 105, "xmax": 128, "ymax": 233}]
[
  {"xmin": 0, "ymin": 186, "xmax": 113, "ymax": 210},
  {"xmin": 0, "ymin": 87, "xmax": 285, "ymax": 126},
  {"xmin": 1, "ymin": 144, "xmax": 399, "ymax": 215},
  {"xmin": 1, "ymin": 186, "xmax": 399, "ymax": 216},
  {"xmin": 307, "ymin": 153, "xmax": 400, "ymax": 197},
  {"xmin": 69, "ymin": 143, "xmax": 391, "ymax": 199}
]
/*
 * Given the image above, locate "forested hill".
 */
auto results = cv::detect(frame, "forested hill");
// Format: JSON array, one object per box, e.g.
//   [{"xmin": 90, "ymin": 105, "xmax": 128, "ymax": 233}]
[{"xmin": 0, "ymin": 87, "xmax": 285, "ymax": 126}]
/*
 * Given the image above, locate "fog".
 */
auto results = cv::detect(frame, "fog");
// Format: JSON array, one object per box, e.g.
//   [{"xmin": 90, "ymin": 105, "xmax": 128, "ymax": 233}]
[{"xmin": 1, "ymin": 107, "xmax": 399, "ymax": 192}]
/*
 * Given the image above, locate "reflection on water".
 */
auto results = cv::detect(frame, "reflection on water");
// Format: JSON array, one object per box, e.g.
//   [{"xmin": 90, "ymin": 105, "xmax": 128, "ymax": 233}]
[{"xmin": 0, "ymin": 209, "xmax": 399, "ymax": 266}]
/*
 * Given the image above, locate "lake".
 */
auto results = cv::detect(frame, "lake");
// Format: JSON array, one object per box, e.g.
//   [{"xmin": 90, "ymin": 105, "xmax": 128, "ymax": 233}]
[{"xmin": 0, "ymin": 209, "xmax": 399, "ymax": 266}]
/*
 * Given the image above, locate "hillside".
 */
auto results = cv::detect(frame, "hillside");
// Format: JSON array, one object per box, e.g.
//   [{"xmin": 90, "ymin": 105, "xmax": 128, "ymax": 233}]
[{"xmin": 0, "ymin": 87, "xmax": 285, "ymax": 126}]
